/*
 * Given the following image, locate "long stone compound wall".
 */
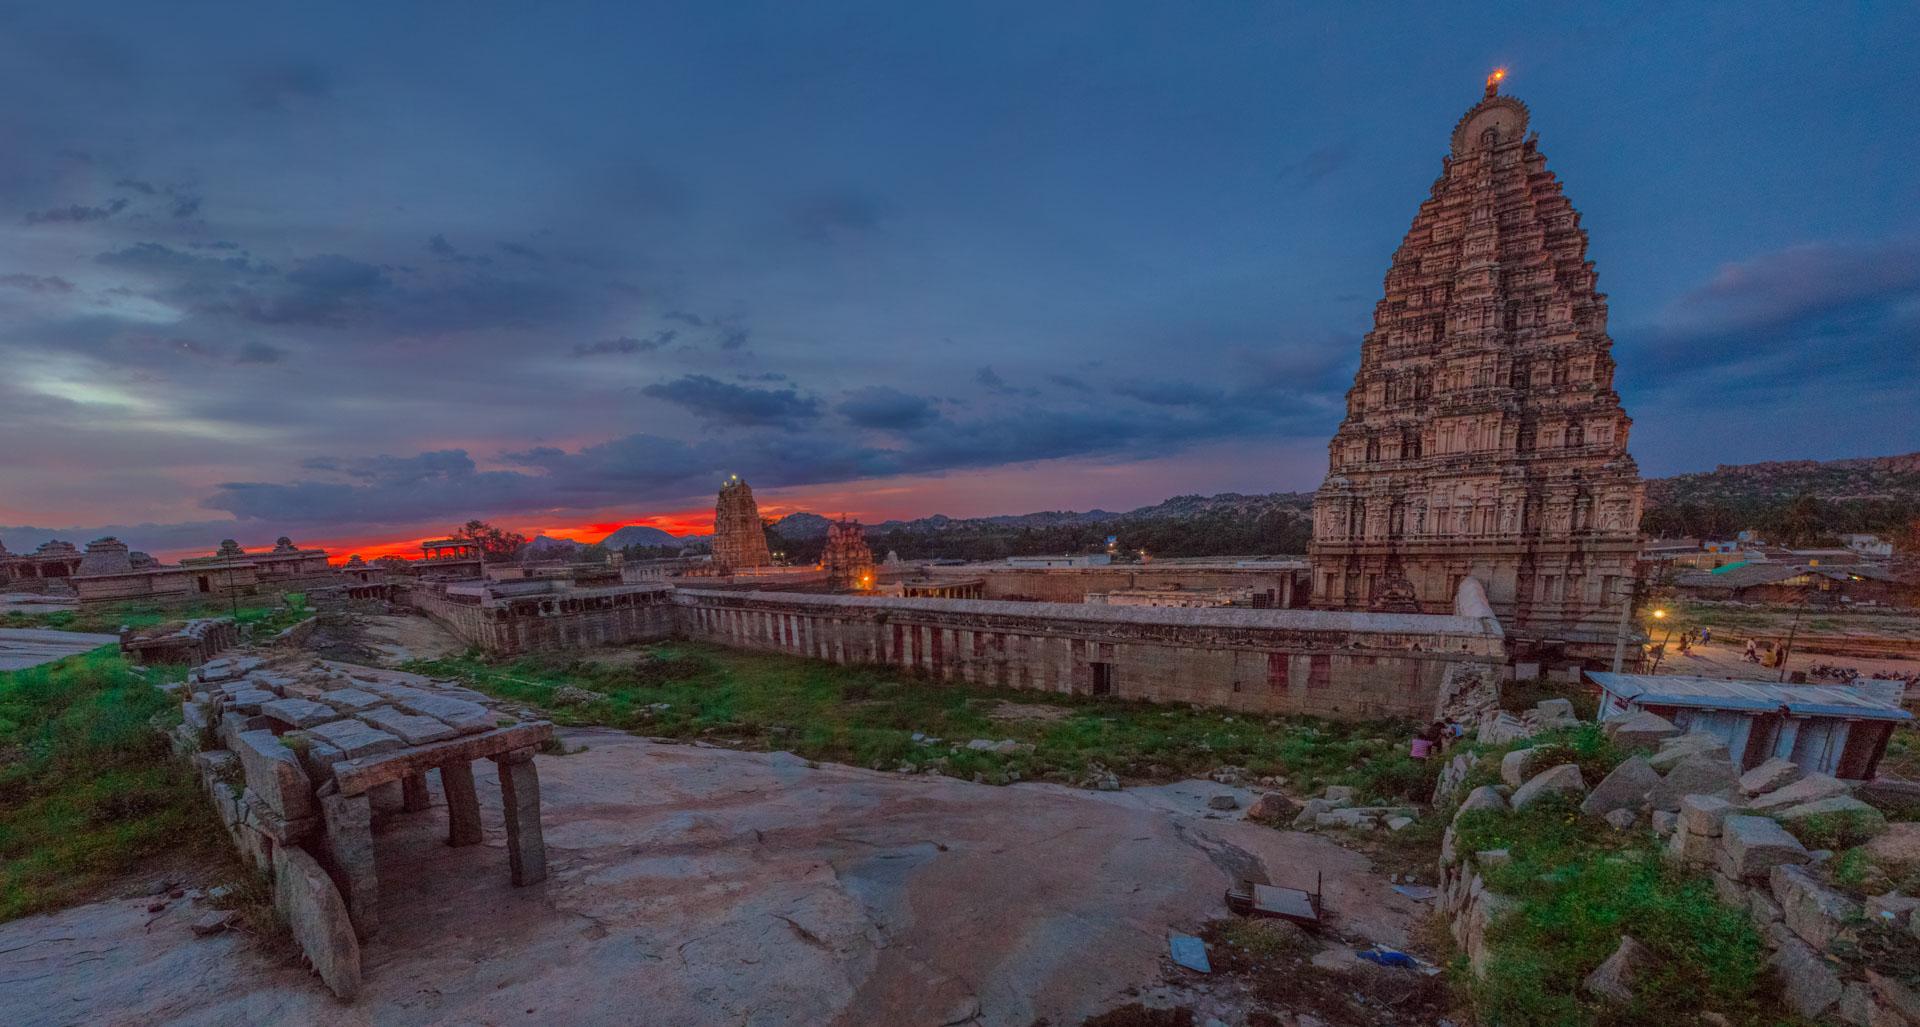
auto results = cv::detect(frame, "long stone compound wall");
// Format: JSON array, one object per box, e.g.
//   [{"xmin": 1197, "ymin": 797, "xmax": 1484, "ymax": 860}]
[
  {"xmin": 673, "ymin": 584, "xmax": 1506, "ymax": 720},
  {"xmin": 168, "ymin": 649, "xmax": 554, "ymax": 1001},
  {"xmin": 1433, "ymin": 709, "xmax": 1920, "ymax": 1021},
  {"xmin": 410, "ymin": 580, "xmax": 678, "ymax": 654}
]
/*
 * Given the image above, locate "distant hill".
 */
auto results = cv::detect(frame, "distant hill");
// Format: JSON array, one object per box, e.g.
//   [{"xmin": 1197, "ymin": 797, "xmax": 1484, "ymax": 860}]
[
  {"xmin": 599, "ymin": 524, "xmax": 703, "ymax": 549},
  {"xmin": 769, "ymin": 512, "xmax": 831, "ymax": 538},
  {"xmin": 522, "ymin": 535, "xmax": 585, "ymax": 556},
  {"xmin": 862, "ymin": 492, "xmax": 1315, "ymax": 536},
  {"xmin": 1646, "ymin": 452, "xmax": 1920, "ymax": 507}
]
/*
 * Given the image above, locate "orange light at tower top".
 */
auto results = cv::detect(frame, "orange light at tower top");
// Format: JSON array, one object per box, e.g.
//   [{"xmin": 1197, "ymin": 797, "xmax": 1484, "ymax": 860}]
[{"xmin": 1487, "ymin": 67, "xmax": 1507, "ymax": 90}]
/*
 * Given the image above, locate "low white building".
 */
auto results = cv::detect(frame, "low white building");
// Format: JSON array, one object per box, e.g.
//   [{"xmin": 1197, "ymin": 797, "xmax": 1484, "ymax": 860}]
[{"xmin": 1587, "ymin": 671, "xmax": 1910, "ymax": 779}]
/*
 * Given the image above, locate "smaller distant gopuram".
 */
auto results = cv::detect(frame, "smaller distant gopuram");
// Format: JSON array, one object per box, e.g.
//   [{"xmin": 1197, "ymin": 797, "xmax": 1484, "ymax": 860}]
[
  {"xmin": 712, "ymin": 475, "xmax": 773, "ymax": 573},
  {"xmin": 822, "ymin": 518, "xmax": 875, "ymax": 590}
]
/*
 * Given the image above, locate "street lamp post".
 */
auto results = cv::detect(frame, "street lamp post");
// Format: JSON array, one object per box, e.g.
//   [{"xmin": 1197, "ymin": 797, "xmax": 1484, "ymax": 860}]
[{"xmin": 1647, "ymin": 609, "xmax": 1675, "ymax": 674}]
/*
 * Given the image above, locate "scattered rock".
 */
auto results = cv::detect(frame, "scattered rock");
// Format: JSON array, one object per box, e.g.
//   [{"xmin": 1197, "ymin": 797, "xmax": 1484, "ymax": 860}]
[
  {"xmin": 1768, "ymin": 937, "xmax": 1842, "ymax": 1019},
  {"xmin": 1739, "ymin": 757, "xmax": 1804, "ymax": 797},
  {"xmin": 147, "ymin": 902, "xmax": 167, "ymax": 913},
  {"xmin": 1649, "ymin": 754, "xmax": 1742, "ymax": 812},
  {"xmin": 1511, "ymin": 764, "xmax": 1586, "ymax": 810},
  {"xmin": 1774, "ymin": 795, "xmax": 1887, "ymax": 842},
  {"xmin": 1720, "ymin": 815, "xmax": 1810, "ymax": 880},
  {"xmin": 1865, "ymin": 822, "xmax": 1920, "ymax": 870},
  {"xmin": 1476, "ymin": 849, "xmax": 1511, "ymax": 866},
  {"xmin": 1457, "ymin": 785, "xmax": 1507, "ymax": 815},
  {"xmin": 1748, "ymin": 774, "xmax": 1852, "ymax": 813},
  {"xmin": 191, "ymin": 909, "xmax": 237, "ymax": 937},
  {"xmin": 1605, "ymin": 710, "xmax": 1679, "ymax": 749},
  {"xmin": 1207, "ymin": 794, "xmax": 1239, "ymax": 811},
  {"xmin": 1867, "ymin": 893, "xmax": 1920, "ymax": 930},
  {"xmin": 1581, "ymin": 934, "xmax": 1652, "ymax": 1005},
  {"xmin": 1387, "ymin": 815, "xmax": 1415, "ymax": 832},
  {"xmin": 1772, "ymin": 863, "xmax": 1862, "ymax": 950},
  {"xmin": 1868, "ymin": 970, "xmax": 1920, "ymax": 1024},
  {"xmin": 1500, "ymin": 747, "xmax": 1543, "ymax": 788},
  {"xmin": 1678, "ymin": 794, "xmax": 1739, "ymax": 838},
  {"xmin": 550, "ymin": 685, "xmax": 608, "ymax": 707},
  {"xmin": 1648, "ymin": 732, "xmax": 1731, "ymax": 773},
  {"xmin": 1651, "ymin": 810, "xmax": 1678, "ymax": 837},
  {"xmin": 1323, "ymin": 785, "xmax": 1355, "ymax": 802},
  {"xmin": 1245, "ymin": 793, "xmax": 1296, "ymax": 821},
  {"xmin": 1579, "ymin": 755, "xmax": 1659, "ymax": 817},
  {"xmin": 1603, "ymin": 808, "xmax": 1636, "ymax": 830},
  {"xmin": 1292, "ymin": 799, "xmax": 1330, "ymax": 831}
]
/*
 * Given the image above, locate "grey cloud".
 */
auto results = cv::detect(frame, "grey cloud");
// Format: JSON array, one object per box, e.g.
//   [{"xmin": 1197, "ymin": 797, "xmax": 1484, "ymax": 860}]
[
  {"xmin": 975, "ymin": 365, "xmax": 1004, "ymax": 388},
  {"xmin": 236, "ymin": 342, "xmax": 286, "ymax": 364},
  {"xmin": 499, "ymin": 242, "xmax": 541, "ymax": 261},
  {"xmin": 245, "ymin": 254, "xmax": 390, "ymax": 327},
  {"xmin": 836, "ymin": 386, "xmax": 937, "ymax": 431},
  {"xmin": 1047, "ymin": 374, "xmax": 1094, "ymax": 393},
  {"xmin": 571, "ymin": 329, "xmax": 676, "ymax": 357},
  {"xmin": 170, "ymin": 195, "xmax": 203, "ymax": 219},
  {"xmin": 641, "ymin": 374, "xmax": 821, "ymax": 429},
  {"xmin": 26, "ymin": 198, "xmax": 128, "ymax": 224},
  {"xmin": 114, "ymin": 179, "xmax": 158, "ymax": 195},
  {"xmin": 241, "ymin": 61, "xmax": 331, "ymax": 111},
  {"xmin": 1280, "ymin": 142, "xmax": 1353, "ymax": 189},
  {"xmin": 0, "ymin": 274, "xmax": 76, "ymax": 294}
]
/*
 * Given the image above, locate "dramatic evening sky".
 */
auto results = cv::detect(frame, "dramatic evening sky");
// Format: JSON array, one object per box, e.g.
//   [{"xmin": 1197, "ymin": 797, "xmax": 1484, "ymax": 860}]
[{"xmin": 4, "ymin": 3, "xmax": 1918, "ymax": 559}]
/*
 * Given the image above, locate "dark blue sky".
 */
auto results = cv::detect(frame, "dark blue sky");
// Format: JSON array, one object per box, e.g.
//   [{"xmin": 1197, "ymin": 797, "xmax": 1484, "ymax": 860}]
[{"xmin": 4, "ymin": 2, "xmax": 1917, "ymax": 555}]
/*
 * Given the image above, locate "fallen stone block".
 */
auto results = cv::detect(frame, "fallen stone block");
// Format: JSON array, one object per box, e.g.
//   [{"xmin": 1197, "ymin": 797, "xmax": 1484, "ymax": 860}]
[
  {"xmin": 1748, "ymin": 888, "xmax": 1783, "ymax": 928},
  {"xmin": 1837, "ymin": 980, "xmax": 1879, "ymax": 1026},
  {"xmin": 1291, "ymin": 799, "xmax": 1329, "ymax": 831},
  {"xmin": 1679, "ymin": 794, "xmax": 1739, "ymax": 838},
  {"xmin": 1246, "ymin": 793, "xmax": 1295, "ymax": 820},
  {"xmin": 1501, "ymin": 747, "xmax": 1544, "ymax": 788},
  {"xmin": 1324, "ymin": 785, "xmax": 1355, "ymax": 802},
  {"xmin": 1605, "ymin": 710, "xmax": 1679, "ymax": 749},
  {"xmin": 1457, "ymin": 785, "xmax": 1507, "ymax": 816},
  {"xmin": 271, "ymin": 844, "xmax": 361, "ymax": 1001},
  {"xmin": 1868, "ymin": 970, "xmax": 1920, "ymax": 1024},
  {"xmin": 1387, "ymin": 816, "xmax": 1414, "ymax": 831},
  {"xmin": 1652, "ymin": 810, "xmax": 1678, "ymax": 837},
  {"xmin": 1475, "ymin": 849, "xmax": 1511, "ymax": 866},
  {"xmin": 1208, "ymin": 793, "xmax": 1238, "ymax": 811},
  {"xmin": 1649, "ymin": 754, "xmax": 1742, "ymax": 812},
  {"xmin": 1582, "ymin": 934, "xmax": 1651, "ymax": 1005},
  {"xmin": 1580, "ymin": 756, "xmax": 1659, "ymax": 817},
  {"xmin": 390, "ymin": 694, "xmax": 495, "ymax": 735},
  {"xmin": 1749, "ymin": 773, "xmax": 1851, "ymax": 813},
  {"xmin": 241, "ymin": 790, "xmax": 318, "ymax": 844},
  {"xmin": 1768, "ymin": 937, "xmax": 1842, "ymax": 1020},
  {"xmin": 1512, "ymin": 764, "xmax": 1587, "ymax": 810},
  {"xmin": 233, "ymin": 729, "xmax": 315, "ymax": 821},
  {"xmin": 1667, "ymin": 824, "xmax": 1718, "ymax": 865},
  {"xmin": 1648, "ymin": 733, "xmax": 1732, "ymax": 773},
  {"xmin": 1534, "ymin": 698, "xmax": 1576, "ymax": 722},
  {"xmin": 1603, "ymin": 808, "xmax": 1636, "ymax": 830},
  {"xmin": 261, "ymin": 697, "xmax": 338, "ymax": 730},
  {"xmin": 1739, "ymin": 757, "xmax": 1804, "ymax": 797},
  {"xmin": 356, "ymin": 706, "xmax": 456, "ymax": 746},
  {"xmin": 190, "ymin": 909, "xmax": 237, "ymax": 937},
  {"xmin": 1867, "ymin": 822, "xmax": 1920, "ymax": 870},
  {"xmin": 1774, "ymin": 795, "xmax": 1886, "ymax": 842},
  {"xmin": 285, "ymin": 734, "xmax": 346, "ymax": 787},
  {"xmin": 1772, "ymin": 863, "xmax": 1862, "ymax": 950},
  {"xmin": 1720, "ymin": 815, "xmax": 1810, "ymax": 880}
]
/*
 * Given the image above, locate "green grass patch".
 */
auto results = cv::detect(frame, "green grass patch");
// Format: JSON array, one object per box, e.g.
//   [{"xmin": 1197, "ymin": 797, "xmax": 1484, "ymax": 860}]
[
  {"xmin": 2, "ymin": 597, "xmax": 310, "ymax": 637},
  {"xmin": 1455, "ymin": 794, "xmax": 1775, "ymax": 1025},
  {"xmin": 0, "ymin": 648, "xmax": 230, "ymax": 921},
  {"xmin": 402, "ymin": 642, "xmax": 1440, "ymax": 798}
]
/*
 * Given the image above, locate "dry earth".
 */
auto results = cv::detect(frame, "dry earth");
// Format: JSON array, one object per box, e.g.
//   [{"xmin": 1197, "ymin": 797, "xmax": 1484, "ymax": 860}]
[{"xmin": 3, "ymin": 728, "xmax": 1425, "ymax": 1027}]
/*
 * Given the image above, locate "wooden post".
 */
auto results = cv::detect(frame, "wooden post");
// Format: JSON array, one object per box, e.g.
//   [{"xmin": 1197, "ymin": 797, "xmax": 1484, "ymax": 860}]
[
  {"xmin": 492, "ymin": 751, "xmax": 547, "ymax": 886},
  {"xmin": 441, "ymin": 760, "xmax": 483, "ymax": 847}
]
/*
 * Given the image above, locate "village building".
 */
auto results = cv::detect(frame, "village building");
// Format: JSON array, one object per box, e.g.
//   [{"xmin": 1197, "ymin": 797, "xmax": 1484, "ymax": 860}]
[
  {"xmin": 1309, "ymin": 77, "xmax": 1643, "ymax": 662},
  {"xmin": 1588, "ymin": 671, "xmax": 1911, "ymax": 778}
]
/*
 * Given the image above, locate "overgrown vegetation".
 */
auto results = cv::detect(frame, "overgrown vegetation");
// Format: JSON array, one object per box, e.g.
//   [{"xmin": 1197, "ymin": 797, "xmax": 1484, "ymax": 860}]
[
  {"xmin": 0, "ymin": 648, "xmax": 230, "ymax": 921},
  {"xmin": 1, "ymin": 594, "xmax": 310, "ymax": 636},
  {"xmin": 1443, "ymin": 730, "xmax": 1781, "ymax": 1026},
  {"xmin": 403, "ymin": 642, "xmax": 1439, "ymax": 799}
]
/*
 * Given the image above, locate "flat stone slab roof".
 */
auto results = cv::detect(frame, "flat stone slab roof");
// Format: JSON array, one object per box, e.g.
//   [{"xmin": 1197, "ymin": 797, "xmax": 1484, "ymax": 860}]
[
  {"xmin": 0, "ymin": 628, "xmax": 121, "ymax": 671},
  {"xmin": 1588, "ymin": 671, "xmax": 1914, "ymax": 720}
]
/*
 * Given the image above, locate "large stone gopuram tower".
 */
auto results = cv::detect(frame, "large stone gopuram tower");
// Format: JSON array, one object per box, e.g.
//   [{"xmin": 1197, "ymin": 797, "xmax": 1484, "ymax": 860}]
[
  {"xmin": 712, "ymin": 475, "xmax": 774, "ymax": 573},
  {"xmin": 1309, "ymin": 74, "xmax": 1643, "ymax": 658}
]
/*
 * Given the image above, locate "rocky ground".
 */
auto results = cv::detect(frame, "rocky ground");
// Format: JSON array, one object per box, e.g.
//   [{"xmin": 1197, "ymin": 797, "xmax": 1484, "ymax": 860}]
[{"xmin": 2, "ymin": 728, "xmax": 1436, "ymax": 1027}]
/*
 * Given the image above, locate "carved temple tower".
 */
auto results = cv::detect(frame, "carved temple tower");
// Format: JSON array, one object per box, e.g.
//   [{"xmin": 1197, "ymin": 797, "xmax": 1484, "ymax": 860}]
[
  {"xmin": 711, "ymin": 476, "xmax": 773, "ymax": 573},
  {"xmin": 1309, "ymin": 75, "xmax": 1643, "ymax": 658},
  {"xmin": 821, "ymin": 518, "xmax": 875, "ymax": 591}
]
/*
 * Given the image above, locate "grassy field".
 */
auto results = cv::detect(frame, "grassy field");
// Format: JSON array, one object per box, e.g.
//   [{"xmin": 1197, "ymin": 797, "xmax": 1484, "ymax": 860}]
[
  {"xmin": 1, "ymin": 594, "xmax": 312, "ymax": 636},
  {"xmin": 403, "ymin": 642, "xmax": 1444, "ymax": 801},
  {"xmin": 0, "ymin": 647, "xmax": 231, "ymax": 922}
]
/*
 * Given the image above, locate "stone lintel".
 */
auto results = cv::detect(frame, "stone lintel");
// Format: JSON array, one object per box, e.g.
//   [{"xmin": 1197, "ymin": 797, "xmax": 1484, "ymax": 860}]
[{"xmin": 331, "ymin": 722, "xmax": 552, "ymax": 796}]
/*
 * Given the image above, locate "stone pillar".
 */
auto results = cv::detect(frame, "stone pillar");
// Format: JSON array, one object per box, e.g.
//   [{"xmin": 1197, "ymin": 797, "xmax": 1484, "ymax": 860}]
[
  {"xmin": 441, "ymin": 760, "xmax": 483, "ymax": 848},
  {"xmin": 492, "ymin": 750, "xmax": 548, "ymax": 886},
  {"xmin": 318, "ymin": 793, "xmax": 378, "ymax": 940},
  {"xmin": 402, "ymin": 772, "xmax": 431, "ymax": 812}
]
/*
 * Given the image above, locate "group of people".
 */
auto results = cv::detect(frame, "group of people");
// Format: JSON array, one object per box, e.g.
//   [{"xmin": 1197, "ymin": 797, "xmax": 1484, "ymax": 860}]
[{"xmin": 1411, "ymin": 718, "xmax": 1466, "ymax": 759}]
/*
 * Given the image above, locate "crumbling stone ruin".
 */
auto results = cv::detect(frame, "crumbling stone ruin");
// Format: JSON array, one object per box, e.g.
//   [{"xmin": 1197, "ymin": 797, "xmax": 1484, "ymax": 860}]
[
  {"xmin": 171, "ymin": 648, "xmax": 554, "ymax": 1000},
  {"xmin": 1310, "ymin": 78, "xmax": 1644, "ymax": 661},
  {"xmin": 711, "ymin": 476, "xmax": 774, "ymax": 572},
  {"xmin": 120, "ymin": 617, "xmax": 240, "ymax": 666},
  {"xmin": 0, "ymin": 538, "xmax": 83, "ymax": 594},
  {"xmin": 821, "ymin": 517, "xmax": 875, "ymax": 590}
]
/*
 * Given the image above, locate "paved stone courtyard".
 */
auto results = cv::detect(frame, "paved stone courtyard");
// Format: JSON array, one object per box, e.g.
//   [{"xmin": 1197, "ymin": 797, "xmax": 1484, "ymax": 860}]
[{"xmin": 3, "ymin": 728, "xmax": 1423, "ymax": 1026}]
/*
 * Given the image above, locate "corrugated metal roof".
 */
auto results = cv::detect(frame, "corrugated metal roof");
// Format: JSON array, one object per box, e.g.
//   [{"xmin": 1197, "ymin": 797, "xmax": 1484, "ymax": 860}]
[{"xmin": 1587, "ymin": 671, "xmax": 1912, "ymax": 721}]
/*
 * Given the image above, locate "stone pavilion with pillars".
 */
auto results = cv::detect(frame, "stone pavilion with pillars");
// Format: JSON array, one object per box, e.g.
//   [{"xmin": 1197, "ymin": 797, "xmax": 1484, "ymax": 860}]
[{"xmin": 1309, "ymin": 74, "xmax": 1644, "ymax": 660}]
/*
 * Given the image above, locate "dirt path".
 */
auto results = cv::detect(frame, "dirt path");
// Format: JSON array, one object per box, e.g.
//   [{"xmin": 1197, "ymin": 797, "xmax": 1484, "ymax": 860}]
[{"xmin": 2, "ymin": 729, "xmax": 1426, "ymax": 1027}]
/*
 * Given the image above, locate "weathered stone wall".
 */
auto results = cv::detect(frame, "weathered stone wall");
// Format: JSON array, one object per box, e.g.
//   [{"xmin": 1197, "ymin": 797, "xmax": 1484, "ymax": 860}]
[
  {"xmin": 919, "ymin": 563, "xmax": 1306, "ymax": 607},
  {"xmin": 674, "ymin": 589, "xmax": 1499, "ymax": 719},
  {"xmin": 413, "ymin": 583, "xmax": 677, "ymax": 655}
]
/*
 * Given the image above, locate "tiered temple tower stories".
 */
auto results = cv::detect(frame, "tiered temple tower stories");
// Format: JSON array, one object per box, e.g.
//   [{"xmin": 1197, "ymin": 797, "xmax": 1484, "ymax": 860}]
[
  {"xmin": 1309, "ymin": 77, "xmax": 1643, "ymax": 657},
  {"xmin": 711, "ymin": 476, "xmax": 774, "ymax": 573},
  {"xmin": 821, "ymin": 518, "xmax": 875, "ymax": 590}
]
